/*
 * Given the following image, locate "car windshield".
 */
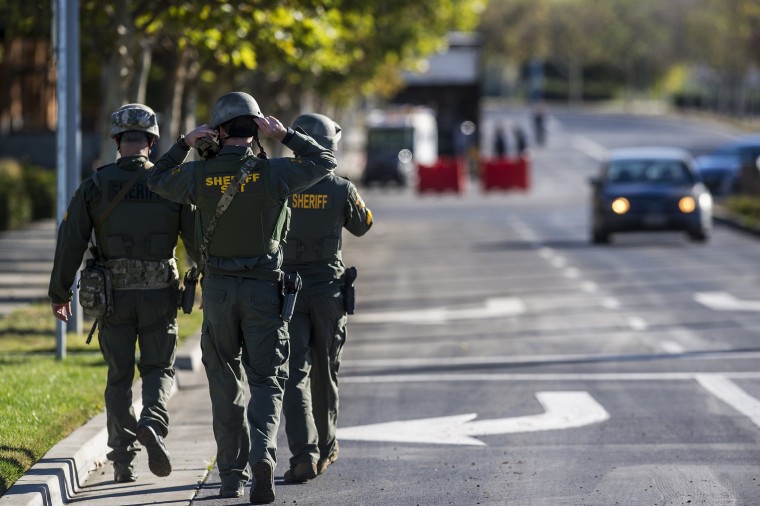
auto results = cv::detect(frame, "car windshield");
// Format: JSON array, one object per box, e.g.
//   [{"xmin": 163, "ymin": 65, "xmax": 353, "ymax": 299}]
[{"xmin": 607, "ymin": 159, "xmax": 695, "ymax": 184}]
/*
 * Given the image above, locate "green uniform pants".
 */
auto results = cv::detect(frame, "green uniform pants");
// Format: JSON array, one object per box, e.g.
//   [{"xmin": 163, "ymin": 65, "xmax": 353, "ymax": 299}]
[
  {"xmin": 283, "ymin": 292, "xmax": 347, "ymax": 467},
  {"xmin": 201, "ymin": 274, "xmax": 289, "ymax": 489},
  {"xmin": 98, "ymin": 286, "xmax": 178, "ymax": 471}
]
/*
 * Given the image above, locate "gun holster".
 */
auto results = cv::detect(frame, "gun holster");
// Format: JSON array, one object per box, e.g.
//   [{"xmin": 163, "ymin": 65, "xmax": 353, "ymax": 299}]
[
  {"xmin": 342, "ymin": 266, "xmax": 358, "ymax": 315},
  {"xmin": 280, "ymin": 271, "xmax": 302, "ymax": 322},
  {"xmin": 177, "ymin": 266, "xmax": 200, "ymax": 314}
]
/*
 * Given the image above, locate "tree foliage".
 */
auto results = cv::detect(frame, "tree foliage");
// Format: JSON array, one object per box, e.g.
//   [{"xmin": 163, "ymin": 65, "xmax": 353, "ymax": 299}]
[
  {"xmin": 479, "ymin": 0, "xmax": 760, "ymax": 106},
  {"xmin": 1, "ymin": 0, "xmax": 482, "ymax": 153}
]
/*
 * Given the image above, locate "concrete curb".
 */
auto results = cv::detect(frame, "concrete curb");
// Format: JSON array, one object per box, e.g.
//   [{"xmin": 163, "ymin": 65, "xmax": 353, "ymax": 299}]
[
  {"xmin": 713, "ymin": 205, "xmax": 760, "ymax": 239},
  {"xmin": 0, "ymin": 334, "xmax": 202, "ymax": 506}
]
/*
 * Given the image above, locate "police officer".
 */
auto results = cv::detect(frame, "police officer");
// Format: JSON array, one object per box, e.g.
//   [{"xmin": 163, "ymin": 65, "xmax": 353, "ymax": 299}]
[
  {"xmin": 146, "ymin": 92, "xmax": 336, "ymax": 504},
  {"xmin": 49, "ymin": 104, "xmax": 198, "ymax": 483},
  {"xmin": 281, "ymin": 113, "xmax": 373, "ymax": 483}
]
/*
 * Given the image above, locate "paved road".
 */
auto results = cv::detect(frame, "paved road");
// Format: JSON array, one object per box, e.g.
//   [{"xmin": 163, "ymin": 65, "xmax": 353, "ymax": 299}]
[
  {"xmin": 207, "ymin": 107, "xmax": 760, "ymax": 505},
  {"xmin": 6, "ymin": 107, "xmax": 760, "ymax": 505}
]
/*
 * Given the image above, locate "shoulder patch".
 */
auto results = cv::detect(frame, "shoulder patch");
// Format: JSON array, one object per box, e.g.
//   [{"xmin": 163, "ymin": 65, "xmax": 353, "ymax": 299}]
[{"xmin": 349, "ymin": 185, "xmax": 366, "ymax": 210}]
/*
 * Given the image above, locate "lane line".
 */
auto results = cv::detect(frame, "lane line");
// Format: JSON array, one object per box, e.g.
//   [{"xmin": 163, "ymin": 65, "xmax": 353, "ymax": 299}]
[
  {"xmin": 696, "ymin": 374, "xmax": 760, "ymax": 428},
  {"xmin": 661, "ymin": 341, "xmax": 685, "ymax": 354},
  {"xmin": 346, "ymin": 351, "xmax": 760, "ymax": 369},
  {"xmin": 581, "ymin": 281, "xmax": 598, "ymax": 293},
  {"xmin": 342, "ymin": 371, "xmax": 760, "ymax": 384},
  {"xmin": 572, "ymin": 135, "xmax": 608, "ymax": 160},
  {"xmin": 628, "ymin": 316, "xmax": 648, "ymax": 331}
]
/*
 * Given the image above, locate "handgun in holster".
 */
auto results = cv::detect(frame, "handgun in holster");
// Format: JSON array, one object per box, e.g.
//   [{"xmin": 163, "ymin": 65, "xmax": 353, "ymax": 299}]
[
  {"xmin": 342, "ymin": 266, "xmax": 358, "ymax": 315},
  {"xmin": 177, "ymin": 266, "xmax": 200, "ymax": 314},
  {"xmin": 280, "ymin": 271, "xmax": 302, "ymax": 322}
]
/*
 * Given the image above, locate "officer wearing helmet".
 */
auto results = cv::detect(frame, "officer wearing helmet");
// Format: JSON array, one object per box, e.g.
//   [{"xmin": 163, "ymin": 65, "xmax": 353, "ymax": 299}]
[
  {"xmin": 280, "ymin": 113, "xmax": 373, "ymax": 484},
  {"xmin": 49, "ymin": 103, "xmax": 199, "ymax": 483},
  {"xmin": 147, "ymin": 92, "xmax": 336, "ymax": 504}
]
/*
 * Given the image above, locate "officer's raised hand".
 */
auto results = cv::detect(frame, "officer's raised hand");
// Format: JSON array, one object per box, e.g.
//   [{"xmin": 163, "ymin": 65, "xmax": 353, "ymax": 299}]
[
  {"xmin": 255, "ymin": 116, "xmax": 287, "ymax": 142},
  {"xmin": 183, "ymin": 124, "xmax": 217, "ymax": 148}
]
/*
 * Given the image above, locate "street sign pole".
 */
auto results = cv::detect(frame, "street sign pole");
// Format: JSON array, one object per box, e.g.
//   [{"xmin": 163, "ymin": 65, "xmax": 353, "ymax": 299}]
[{"xmin": 53, "ymin": 0, "xmax": 82, "ymax": 359}]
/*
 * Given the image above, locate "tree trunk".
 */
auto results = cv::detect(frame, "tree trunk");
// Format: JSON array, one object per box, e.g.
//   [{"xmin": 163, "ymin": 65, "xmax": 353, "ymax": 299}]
[
  {"xmin": 128, "ymin": 38, "xmax": 153, "ymax": 105},
  {"xmin": 158, "ymin": 46, "xmax": 193, "ymax": 156},
  {"xmin": 95, "ymin": 0, "xmax": 133, "ymax": 169},
  {"xmin": 568, "ymin": 59, "xmax": 583, "ymax": 105}
]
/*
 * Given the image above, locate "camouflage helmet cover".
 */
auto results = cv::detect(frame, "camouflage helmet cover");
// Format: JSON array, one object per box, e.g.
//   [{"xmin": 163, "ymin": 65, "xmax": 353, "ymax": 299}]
[
  {"xmin": 292, "ymin": 113, "xmax": 342, "ymax": 151},
  {"xmin": 211, "ymin": 91, "xmax": 264, "ymax": 129},
  {"xmin": 110, "ymin": 103, "xmax": 160, "ymax": 139}
]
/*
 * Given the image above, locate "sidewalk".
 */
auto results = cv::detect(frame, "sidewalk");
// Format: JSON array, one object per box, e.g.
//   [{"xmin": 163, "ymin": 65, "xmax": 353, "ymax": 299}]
[
  {"xmin": 0, "ymin": 220, "xmax": 214, "ymax": 506},
  {"xmin": 0, "ymin": 219, "xmax": 57, "ymax": 317},
  {"xmin": 0, "ymin": 335, "xmax": 212, "ymax": 506}
]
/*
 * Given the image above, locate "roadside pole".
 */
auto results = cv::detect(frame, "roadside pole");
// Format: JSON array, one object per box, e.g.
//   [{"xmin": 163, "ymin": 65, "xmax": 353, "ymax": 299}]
[{"xmin": 54, "ymin": 0, "xmax": 82, "ymax": 359}]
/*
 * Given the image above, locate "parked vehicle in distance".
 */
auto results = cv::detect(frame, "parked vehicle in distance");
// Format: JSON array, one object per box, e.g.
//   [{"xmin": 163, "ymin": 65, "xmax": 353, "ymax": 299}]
[
  {"xmin": 362, "ymin": 107, "xmax": 437, "ymax": 187},
  {"xmin": 589, "ymin": 147, "xmax": 712, "ymax": 244},
  {"xmin": 694, "ymin": 134, "xmax": 760, "ymax": 197}
]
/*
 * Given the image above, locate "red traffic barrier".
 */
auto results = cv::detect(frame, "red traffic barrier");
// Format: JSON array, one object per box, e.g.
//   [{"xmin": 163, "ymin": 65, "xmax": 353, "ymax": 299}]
[
  {"xmin": 417, "ymin": 157, "xmax": 468, "ymax": 194},
  {"xmin": 481, "ymin": 156, "xmax": 530, "ymax": 192}
]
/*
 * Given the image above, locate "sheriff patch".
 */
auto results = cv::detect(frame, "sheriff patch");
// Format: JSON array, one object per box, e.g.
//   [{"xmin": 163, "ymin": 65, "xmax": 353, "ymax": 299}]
[
  {"xmin": 204, "ymin": 172, "xmax": 261, "ymax": 194},
  {"xmin": 109, "ymin": 181, "xmax": 162, "ymax": 202},
  {"xmin": 291, "ymin": 193, "xmax": 330, "ymax": 209}
]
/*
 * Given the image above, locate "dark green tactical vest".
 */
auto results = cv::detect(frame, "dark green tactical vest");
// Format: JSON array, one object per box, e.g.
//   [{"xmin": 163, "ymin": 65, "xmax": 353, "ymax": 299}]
[
  {"xmin": 92, "ymin": 156, "xmax": 180, "ymax": 260},
  {"xmin": 283, "ymin": 175, "xmax": 348, "ymax": 264},
  {"xmin": 194, "ymin": 154, "xmax": 288, "ymax": 258}
]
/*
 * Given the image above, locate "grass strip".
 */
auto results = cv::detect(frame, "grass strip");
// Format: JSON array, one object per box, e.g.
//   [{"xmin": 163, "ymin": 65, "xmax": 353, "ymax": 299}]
[{"xmin": 0, "ymin": 301, "xmax": 203, "ymax": 495}]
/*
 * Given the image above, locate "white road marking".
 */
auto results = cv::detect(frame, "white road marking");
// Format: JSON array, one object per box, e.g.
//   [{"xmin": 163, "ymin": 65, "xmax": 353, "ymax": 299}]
[
  {"xmin": 350, "ymin": 297, "xmax": 526, "ymax": 325},
  {"xmin": 564, "ymin": 268, "xmax": 580, "ymax": 279},
  {"xmin": 337, "ymin": 391, "xmax": 609, "ymax": 446},
  {"xmin": 572, "ymin": 135, "xmax": 608, "ymax": 161},
  {"xmin": 550, "ymin": 256, "xmax": 567, "ymax": 268},
  {"xmin": 696, "ymin": 374, "xmax": 760, "ymax": 429},
  {"xmin": 581, "ymin": 281, "xmax": 598, "ymax": 293},
  {"xmin": 538, "ymin": 247, "xmax": 554, "ymax": 259},
  {"xmin": 628, "ymin": 316, "xmax": 648, "ymax": 331},
  {"xmin": 601, "ymin": 297, "xmax": 620, "ymax": 309},
  {"xmin": 695, "ymin": 291, "xmax": 760, "ymax": 312},
  {"xmin": 342, "ymin": 371, "xmax": 760, "ymax": 384},
  {"xmin": 661, "ymin": 341, "xmax": 685, "ymax": 354},
  {"xmin": 346, "ymin": 351, "xmax": 760, "ymax": 369}
]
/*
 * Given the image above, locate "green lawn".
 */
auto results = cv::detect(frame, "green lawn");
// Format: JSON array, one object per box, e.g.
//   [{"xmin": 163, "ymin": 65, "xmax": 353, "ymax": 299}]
[{"xmin": 0, "ymin": 302, "xmax": 203, "ymax": 496}]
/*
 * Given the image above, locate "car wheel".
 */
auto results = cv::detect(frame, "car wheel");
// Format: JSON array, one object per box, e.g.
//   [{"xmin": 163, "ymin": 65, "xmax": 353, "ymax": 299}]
[
  {"xmin": 688, "ymin": 228, "xmax": 709, "ymax": 243},
  {"xmin": 592, "ymin": 228, "xmax": 610, "ymax": 244}
]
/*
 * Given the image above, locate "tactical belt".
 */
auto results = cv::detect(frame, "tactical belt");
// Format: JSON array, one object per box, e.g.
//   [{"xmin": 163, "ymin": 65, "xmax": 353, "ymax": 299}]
[
  {"xmin": 101, "ymin": 258, "xmax": 177, "ymax": 289},
  {"xmin": 205, "ymin": 265, "xmax": 282, "ymax": 282}
]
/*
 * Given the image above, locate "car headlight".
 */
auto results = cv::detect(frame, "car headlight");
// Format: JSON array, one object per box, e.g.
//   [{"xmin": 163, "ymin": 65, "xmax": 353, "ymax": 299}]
[
  {"xmin": 611, "ymin": 197, "xmax": 630, "ymax": 214},
  {"xmin": 678, "ymin": 196, "xmax": 696, "ymax": 213}
]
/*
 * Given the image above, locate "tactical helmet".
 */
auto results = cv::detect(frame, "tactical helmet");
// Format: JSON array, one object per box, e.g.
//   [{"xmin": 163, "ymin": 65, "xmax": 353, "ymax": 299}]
[
  {"xmin": 292, "ymin": 113, "xmax": 342, "ymax": 151},
  {"xmin": 110, "ymin": 103, "xmax": 160, "ymax": 139},
  {"xmin": 211, "ymin": 92, "xmax": 264, "ymax": 129}
]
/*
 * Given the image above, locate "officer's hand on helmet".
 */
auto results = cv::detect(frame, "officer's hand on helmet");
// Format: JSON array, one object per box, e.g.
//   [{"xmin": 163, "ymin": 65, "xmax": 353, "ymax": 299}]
[
  {"xmin": 51, "ymin": 302, "xmax": 72, "ymax": 322},
  {"xmin": 254, "ymin": 116, "xmax": 286, "ymax": 142},
  {"xmin": 184, "ymin": 124, "xmax": 217, "ymax": 148}
]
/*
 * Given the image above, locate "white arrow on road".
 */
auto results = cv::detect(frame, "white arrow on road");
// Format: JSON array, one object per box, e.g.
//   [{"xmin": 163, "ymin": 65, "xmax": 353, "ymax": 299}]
[
  {"xmin": 694, "ymin": 291, "xmax": 760, "ymax": 312},
  {"xmin": 350, "ymin": 297, "xmax": 525, "ymax": 325},
  {"xmin": 337, "ymin": 391, "xmax": 609, "ymax": 446}
]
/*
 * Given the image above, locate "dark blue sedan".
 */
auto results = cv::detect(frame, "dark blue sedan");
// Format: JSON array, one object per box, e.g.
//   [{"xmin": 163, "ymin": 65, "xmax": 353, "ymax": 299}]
[
  {"xmin": 695, "ymin": 134, "xmax": 760, "ymax": 196},
  {"xmin": 589, "ymin": 147, "xmax": 713, "ymax": 244}
]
